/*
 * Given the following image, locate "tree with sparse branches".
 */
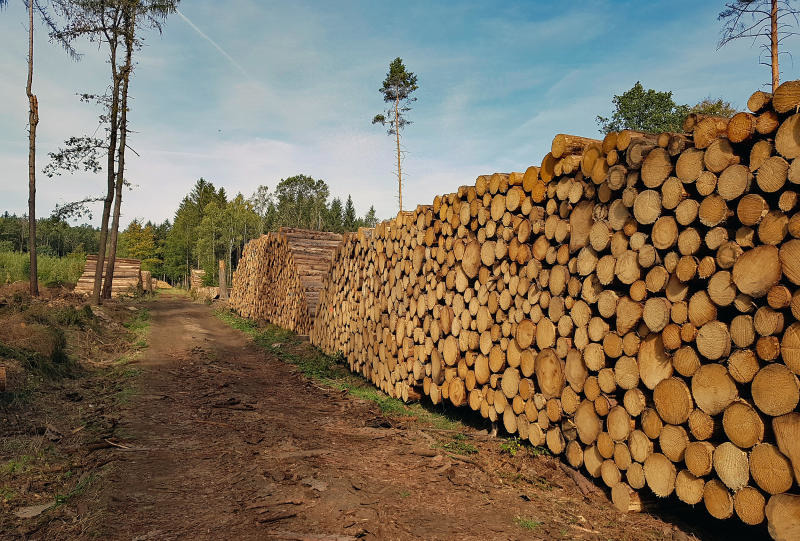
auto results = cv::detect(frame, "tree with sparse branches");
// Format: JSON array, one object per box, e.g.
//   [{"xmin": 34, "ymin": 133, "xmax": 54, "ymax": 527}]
[
  {"xmin": 718, "ymin": 0, "xmax": 800, "ymax": 92},
  {"xmin": 25, "ymin": 0, "xmax": 39, "ymax": 296},
  {"xmin": 1, "ymin": 0, "xmax": 77, "ymax": 295},
  {"xmin": 47, "ymin": 0, "xmax": 178, "ymax": 303},
  {"xmin": 372, "ymin": 57, "xmax": 418, "ymax": 212}
]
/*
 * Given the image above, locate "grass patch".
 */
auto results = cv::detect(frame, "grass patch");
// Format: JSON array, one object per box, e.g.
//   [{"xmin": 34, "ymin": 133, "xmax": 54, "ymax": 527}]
[
  {"xmin": 0, "ymin": 296, "xmax": 152, "ymax": 538},
  {"xmin": 346, "ymin": 385, "xmax": 409, "ymax": 416},
  {"xmin": 405, "ymin": 402, "xmax": 464, "ymax": 431},
  {"xmin": 23, "ymin": 303, "xmax": 96, "ymax": 330},
  {"xmin": 499, "ymin": 436, "xmax": 523, "ymax": 457},
  {"xmin": 438, "ymin": 433, "xmax": 478, "ymax": 456},
  {"xmin": 103, "ymin": 360, "xmax": 143, "ymax": 407},
  {"xmin": 0, "ymin": 486, "xmax": 17, "ymax": 503},
  {"xmin": 53, "ymin": 473, "xmax": 97, "ymax": 507},
  {"xmin": 217, "ymin": 309, "xmax": 426, "ymax": 418},
  {"xmin": 529, "ymin": 445, "xmax": 552, "ymax": 457},
  {"xmin": 123, "ymin": 308, "xmax": 150, "ymax": 334},
  {"xmin": 514, "ymin": 516, "xmax": 542, "ymax": 530},
  {"xmin": 216, "ymin": 309, "xmax": 491, "ymax": 435},
  {"xmin": 0, "ymin": 337, "xmax": 75, "ymax": 383},
  {"xmin": 122, "ymin": 308, "xmax": 150, "ymax": 353},
  {"xmin": 1, "ymin": 454, "xmax": 33, "ymax": 476}
]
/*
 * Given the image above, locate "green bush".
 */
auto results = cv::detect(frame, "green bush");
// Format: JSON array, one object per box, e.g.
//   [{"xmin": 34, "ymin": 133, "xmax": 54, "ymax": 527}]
[{"xmin": 0, "ymin": 251, "xmax": 85, "ymax": 286}]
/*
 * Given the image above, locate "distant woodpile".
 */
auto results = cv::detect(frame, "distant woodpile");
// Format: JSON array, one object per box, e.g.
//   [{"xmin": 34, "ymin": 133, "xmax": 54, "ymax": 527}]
[
  {"xmin": 190, "ymin": 269, "xmax": 206, "ymax": 289},
  {"xmin": 229, "ymin": 228, "xmax": 343, "ymax": 334},
  {"xmin": 73, "ymin": 256, "xmax": 141, "ymax": 298},
  {"xmin": 141, "ymin": 270, "xmax": 153, "ymax": 293},
  {"xmin": 236, "ymin": 82, "xmax": 800, "ymax": 539}
]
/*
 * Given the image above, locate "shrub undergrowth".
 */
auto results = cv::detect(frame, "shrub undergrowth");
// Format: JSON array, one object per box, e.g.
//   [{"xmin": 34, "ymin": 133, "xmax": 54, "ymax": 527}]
[{"xmin": 0, "ymin": 251, "xmax": 86, "ymax": 287}]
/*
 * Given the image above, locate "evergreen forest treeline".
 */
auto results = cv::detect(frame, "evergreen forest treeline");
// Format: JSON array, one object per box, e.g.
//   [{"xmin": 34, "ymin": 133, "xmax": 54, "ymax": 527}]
[{"xmin": 1, "ymin": 174, "xmax": 378, "ymax": 287}]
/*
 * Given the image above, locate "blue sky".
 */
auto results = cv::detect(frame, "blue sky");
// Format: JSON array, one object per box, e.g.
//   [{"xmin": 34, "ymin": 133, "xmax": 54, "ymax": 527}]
[{"xmin": 0, "ymin": 1, "xmax": 796, "ymax": 226}]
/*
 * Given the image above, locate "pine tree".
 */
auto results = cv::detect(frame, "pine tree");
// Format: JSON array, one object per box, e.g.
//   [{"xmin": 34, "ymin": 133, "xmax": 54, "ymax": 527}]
[
  {"xmin": 344, "ymin": 195, "xmax": 357, "ymax": 231},
  {"xmin": 372, "ymin": 57, "xmax": 418, "ymax": 212},
  {"xmin": 363, "ymin": 205, "xmax": 379, "ymax": 228}
]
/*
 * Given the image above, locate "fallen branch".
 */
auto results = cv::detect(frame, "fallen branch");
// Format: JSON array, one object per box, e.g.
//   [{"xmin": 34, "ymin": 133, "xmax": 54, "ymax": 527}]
[{"xmin": 559, "ymin": 462, "xmax": 602, "ymax": 498}]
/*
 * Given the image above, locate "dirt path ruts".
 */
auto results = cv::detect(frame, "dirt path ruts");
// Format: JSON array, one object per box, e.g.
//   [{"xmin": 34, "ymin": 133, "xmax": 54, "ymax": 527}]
[{"xmin": 96, "ymin": 295, "xmax": 699, "ymax": 541}]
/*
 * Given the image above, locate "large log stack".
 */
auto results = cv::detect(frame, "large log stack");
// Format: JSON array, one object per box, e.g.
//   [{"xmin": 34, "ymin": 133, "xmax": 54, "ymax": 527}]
[
  {"xmin": 308, "ymin": 83, "xmax": 800, "ymax": 538},
  {"xmin": 230, "ymin": 228, "xmax": 343, "ymax": 334},
  {"xmin": 73, "ymin": 255, "xmax": 141, "ymax": 297}
]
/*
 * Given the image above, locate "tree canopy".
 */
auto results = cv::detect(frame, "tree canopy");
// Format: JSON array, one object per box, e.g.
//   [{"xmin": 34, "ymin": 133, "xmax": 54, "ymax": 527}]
[
  {"xmin": 372, "ymin": 57, "xmax": 418, "ymax": 129},
  {"xmin": 596, "ymin": 82, "xmax": 736, "ymax": 134},
  {"xmin": 0, "ymin": 213, "xmax": 98, "ymax": 256},
  {"xmin": 687, "ymin": 97, "xmax": 738, "ymax": 118},
  {"xmin": 249, "ymin": 175, "xmax": 379, "ymax": 234},
  {"xmin": 596, "ymin": 82, "xmax": 687, "ymax": 134}
]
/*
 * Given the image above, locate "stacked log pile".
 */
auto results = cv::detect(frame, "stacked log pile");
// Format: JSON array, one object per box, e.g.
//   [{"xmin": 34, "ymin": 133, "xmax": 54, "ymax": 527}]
[
  {"xmin": 73, "ymin": 256, "xmax": 141, "ymax": 297},
  {"xmin": 229, "ymin": 228, "xmax": 342, "ymax": 334},
  {"xmin": 190, "ymin": 269, "xmax": 206, "ymax": 289},
  {"xmin": 309, "ymin": 82, "xmax": 800, "ymax": 538},
  {"xmin": 141, "ymin": 270, "xmax": 153, "ymax": 293}
]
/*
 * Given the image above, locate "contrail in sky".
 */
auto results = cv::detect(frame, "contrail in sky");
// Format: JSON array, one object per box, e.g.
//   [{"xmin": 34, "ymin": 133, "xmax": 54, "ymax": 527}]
[{"xmin": 175, "ymin": 8, "xmax": 252, "ymax": 80}]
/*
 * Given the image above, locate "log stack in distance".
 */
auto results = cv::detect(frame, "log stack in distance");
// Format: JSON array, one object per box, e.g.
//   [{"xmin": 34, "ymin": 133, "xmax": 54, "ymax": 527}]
[
  {"xmin": 230, "ymin": 227, "xmax": 343, "ymax": 334},
  {"xmin": 73, "ymin": 255, "xmax": 142, "ymax": 298}
]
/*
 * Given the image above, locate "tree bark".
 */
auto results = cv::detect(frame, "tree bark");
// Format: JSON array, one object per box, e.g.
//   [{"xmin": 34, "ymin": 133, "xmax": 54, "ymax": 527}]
[
  {"xmin": 218, "ymin": 259, "xmax": 228, "ymax": 300},
  {"xmin": 26, "ymin": 0, "xmax": 39, "ymax": 297},
  {"xmin": 395, "ymin": 95, "xmax": 402, "ymax": 212},
  {"xmin": 772, "ymin": 0, "xmax": 779, "ymax": 92},
  {"xmin": 92, "ymin": 15, "xmax": 122, "ymax": 306},
  {"xmin": 102, "ymin": 8, "xmax": 135, "ymax": 299}
]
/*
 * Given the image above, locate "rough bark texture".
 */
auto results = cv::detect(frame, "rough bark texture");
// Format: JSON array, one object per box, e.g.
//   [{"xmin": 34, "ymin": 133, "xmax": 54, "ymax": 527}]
[
  {"xmin": 102, "ymin": 9, "xmax": 135, "ymax": 299},
  {"xmin": 26, "ymin": 0, "xmax": 39, "ymax": 297},
  {"xmin": 92, "ymin": 25, "xmax": 122, "ymax": 306}
]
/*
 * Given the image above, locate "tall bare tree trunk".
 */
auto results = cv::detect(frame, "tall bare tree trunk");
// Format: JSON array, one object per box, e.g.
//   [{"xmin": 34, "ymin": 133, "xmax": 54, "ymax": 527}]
[
  {"xmin": 771, "ymin": 0, "xmax": 779, "ymax": 92},
  {"xmin": 395, "ymin": 95, "xmax": 402, "ymax": 212},
  {"xmin": 26, "ymin": 0, "xmax": 39, "ymax": 297},
  {"xmin": 92, "ymin": 34, "xmax": 121, "ymax": 306},
  {"xmin": 218, "ymin": 259, "xmax": 228, "ymax": 300},
  {"xmin": 211, "ymin": 216, "xmax": 216, "ymax": 282},
  {"xmin": 103, "ymin": 9, "xmax": 135, "ymax": 299},
  {"xmin": 227, "ymin": 239, "xmax": 232, "ymax": 288}
]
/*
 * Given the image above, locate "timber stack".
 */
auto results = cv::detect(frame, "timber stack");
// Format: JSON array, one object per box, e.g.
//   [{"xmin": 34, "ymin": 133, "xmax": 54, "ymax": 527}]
[
  {"xmin": 73, "ymin": 255, "xmax": 141, "ymax": 298},
  {"xmin": 141, "ymin": 270, "xmax": 153, "ymax": 293},
  {"xmin": 307, "ymin": 81, "xmax": 800, "ymax": 539},
  {"xmin": 230, "ymin": 228, "xmax": 342, "ymax": 334},
  {"xmin": 190, "ymin": 269, "xmax": 205, "ymax": 289}
]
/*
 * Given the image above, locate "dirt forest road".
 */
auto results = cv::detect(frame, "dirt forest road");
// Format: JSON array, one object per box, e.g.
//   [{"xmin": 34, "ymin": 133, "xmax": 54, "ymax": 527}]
[{"xmin": 91, "ymin": 294, "xmax": 708, "ymax": 541}]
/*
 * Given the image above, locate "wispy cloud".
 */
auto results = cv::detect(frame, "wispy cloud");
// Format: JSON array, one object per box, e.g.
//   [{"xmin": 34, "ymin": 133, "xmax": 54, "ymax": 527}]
[
  {"xmin": 2, "ymin": 0, "xmax": 799, "ymax": 227},
  {"xmin": 175, "ymin": 8, "xmax": 252, "ymax": 80}
]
